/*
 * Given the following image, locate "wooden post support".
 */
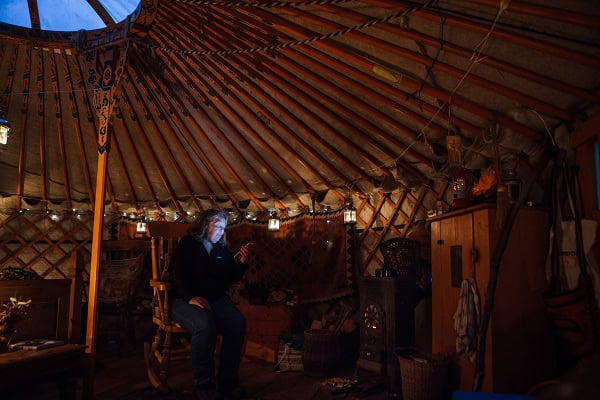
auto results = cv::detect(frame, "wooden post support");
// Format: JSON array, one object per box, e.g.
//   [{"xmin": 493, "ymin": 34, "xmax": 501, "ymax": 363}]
[{"xmin": 81, "ymin": 42, "xmax": 129, "ymax": 399}]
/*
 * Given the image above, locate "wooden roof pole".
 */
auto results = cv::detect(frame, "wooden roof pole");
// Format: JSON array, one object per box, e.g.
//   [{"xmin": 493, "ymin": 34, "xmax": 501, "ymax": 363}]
[
  {"xmin": 125, "ymin": 62, "xmax": 211, "ymax": 212},
  {"xmin": 398, "ymin": 2, "xmax": 600, "ymax": 69},
  {"xmin": 116, "ymin": 95, "xmax": 170, "ymax": 212},
  {"xmin": 64, "ymin": 57, "xmax": 97, "ymax": 209},
  {"xmin": 26, "ymin": 0, "xmax": 41, "ymax": 30},
  {"xmin": 123, "ymin": 61, "xmax": 246, "ymax": 211},
  {"xmin": 195, "ymin": 11, "xmax": 394, "ymax": 183},
  {"xmin": 318, "ymin": 5, "xmax": 588, "ymax": 120},
  {"xmin": 120, "ymin": 83, "xmax": 186, "ymax": 216},
  {"xmin": 326, "ymin": 5, "xmax": 600, "ymax": 105},
  {"xmin": 148, "ymin": 21, "xmax": 312, "ymax": 208},
  {"xmin": 247, "ymin": 7, "xmax": 535, "ymax": 139},
  {"xmin": 133, "ymin": 53, "xmax": 303, "ymax": 210},
  {"xmin": 151, "ymin": 34, "xmax": 352, "ymax": 202},
  {"xmin": 126, "ymin": 55, "xmax": 239, "ymax": 211},
  {"xmin": 142, "ymin": 34, "xmax": 270, "ymax": 210},
  {"xmin": 38, "ymin": 50, "xmax": 48, "ymax": 211},
  {"xmin": 130, "ymin": 50, "xmax": 277, "ymax": 211},
  {"xmin": 13, "ymin": 47, "xmax": 30, "ymax": 211},
  {"xmin": 158, "ymin": 7, "xmax": 361, "ymax": 202},
  {"xmin": 205, "ymin": 50, "xmax": 390, "ymax": 185},
  {"xmin": 160, "ymin": 6, "xmax": 352, "ymax": 204},
  {"xmin": 103, "ymin": 117, "xmax": 141, "ymax": 208},
  {"xmin": 217, "ymin": 6, "xmax": 447, "ymax": 163},
  {"xmin": 465, "ymin": 0, "xmax": 600, "ymax": 30},
  {"xmin": 256, "ymin": 8, "xmax": 538, "ymax": 138},
  {"xmin": 51, "ymin": 51, "xmax": 74, "ymax": 210},
  {"xmin": 159, "ymin": 10, "xmax": 335, "ymax": 208},
  {"xmin": 149, "ymin": 32, "xmax": 346, "ymax": 202},
  {"xmin": 82, "ymin": 42, "xmax": 129, "ymax": 398},
  {"xmin": 204, "ymin": 19, "xmax": 402, "ymax": 182},
  {"xmin": 86, "ymin": 0, "xmax": 116, "ymax": 26}
]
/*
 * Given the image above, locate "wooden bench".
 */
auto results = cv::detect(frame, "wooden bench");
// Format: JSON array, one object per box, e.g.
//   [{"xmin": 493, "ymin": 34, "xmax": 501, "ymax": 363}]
[{"xmin": 0, "ymin": 251, "xmax": 85, "ymax": 399}]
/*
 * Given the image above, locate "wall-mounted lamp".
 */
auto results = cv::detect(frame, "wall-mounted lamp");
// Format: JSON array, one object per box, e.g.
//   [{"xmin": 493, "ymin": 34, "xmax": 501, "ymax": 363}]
[
  {"xmin": 0, "ymin": 115, "xmax": 10, "ymax": 145},
  {"xmin": 343, "ymin": 199, "xmax": 357, "ymax": 225},
  {"xmin": 267, "ymin": 211, "xmax": 280, "ymax": 231}
]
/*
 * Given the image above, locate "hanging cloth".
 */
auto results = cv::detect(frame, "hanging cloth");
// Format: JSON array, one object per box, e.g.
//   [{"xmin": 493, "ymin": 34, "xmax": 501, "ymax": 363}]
[{"xmin": 453, "ymin": 277, "xmax": 481, "ymax": 362}]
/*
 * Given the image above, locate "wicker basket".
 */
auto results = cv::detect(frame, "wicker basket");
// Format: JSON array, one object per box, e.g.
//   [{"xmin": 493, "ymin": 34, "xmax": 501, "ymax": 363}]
[
  {"xmin": 396, "ymin": 347, "xmax": 450, "ymax": 400},
  {"xmin": 302, "ymin": 329, "xmax": 340, "ymax": 377}
]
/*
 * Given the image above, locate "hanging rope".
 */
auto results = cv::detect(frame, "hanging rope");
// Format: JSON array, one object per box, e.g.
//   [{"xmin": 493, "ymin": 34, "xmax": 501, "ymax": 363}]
[
  {"xmin": 175, "ymin": 0, "xmax": 355, "ymax": 7},
  {"xmin": 134, "ymin": 0, "xmax": 435, "ymax": 56}
]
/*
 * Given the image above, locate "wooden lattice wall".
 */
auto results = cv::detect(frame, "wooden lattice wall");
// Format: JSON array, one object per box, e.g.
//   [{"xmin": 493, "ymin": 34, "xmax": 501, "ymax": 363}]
[
  {"xmin": 0, "ymin": 184, "xmax": 448, "ymax": 280},
  {"xmin": 355, "ymin": 183, "xmax": 449, "ymax": 276},
  {"xmin": 0, "ymin": 211, "xmax": 113, "ymax": 279}
]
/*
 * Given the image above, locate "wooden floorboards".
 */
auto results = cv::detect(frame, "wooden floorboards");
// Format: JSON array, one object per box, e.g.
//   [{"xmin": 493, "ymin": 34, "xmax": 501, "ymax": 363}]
[{"xmin": 5, "ymin": 343, "xmax": 396, "ymax": 400}]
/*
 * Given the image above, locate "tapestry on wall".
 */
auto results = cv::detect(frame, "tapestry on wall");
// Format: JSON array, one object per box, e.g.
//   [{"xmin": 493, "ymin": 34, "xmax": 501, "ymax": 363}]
[{"xmin": 227, "ymin": 212, "xmax": 353, "ymax": 303}]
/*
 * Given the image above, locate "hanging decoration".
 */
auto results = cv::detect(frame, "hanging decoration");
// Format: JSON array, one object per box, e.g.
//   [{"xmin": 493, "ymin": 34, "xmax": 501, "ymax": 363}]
[
  {"xmin": 446, "ymin": 134, "xmax": 462, "ymax": 166},
  {"xmin": 83, "ymin": 41, "xmax": 129, "ymax": 154}
]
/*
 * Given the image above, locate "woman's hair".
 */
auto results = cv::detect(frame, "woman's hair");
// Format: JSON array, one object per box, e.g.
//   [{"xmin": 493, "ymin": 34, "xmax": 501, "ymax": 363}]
[{"xmin": 188, "ymin": 209, "xmax": 229, "ymax": 245}]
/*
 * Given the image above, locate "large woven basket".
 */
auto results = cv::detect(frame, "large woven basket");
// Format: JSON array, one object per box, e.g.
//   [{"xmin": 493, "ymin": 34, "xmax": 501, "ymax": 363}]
[
  {"xmin": 302, "ymin": 329, "xmax": 340, "ymax": 377},
  {"xmin": 395, "ymin": 347, "xmax": 450, "ymax": 400}
]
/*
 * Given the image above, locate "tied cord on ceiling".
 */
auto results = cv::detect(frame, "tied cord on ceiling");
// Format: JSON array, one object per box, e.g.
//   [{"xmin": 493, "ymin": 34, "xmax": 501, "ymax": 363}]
[
  {"xmin": 134, "ymin": 0, "xmax": 436, "ymax": 56},
  {"xmin": 175, "ymin": 0, "xmax": 363, "ymax": 7},
  {"xmin": 358, "ymin": 0, "xmax": 509, "ymax": 182}
]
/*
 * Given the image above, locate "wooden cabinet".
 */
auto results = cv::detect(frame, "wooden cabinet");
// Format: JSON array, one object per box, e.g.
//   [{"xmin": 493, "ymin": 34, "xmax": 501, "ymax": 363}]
[{"xmin": 430, "ymin": 204, "xmax": 556, "ymax": 393}]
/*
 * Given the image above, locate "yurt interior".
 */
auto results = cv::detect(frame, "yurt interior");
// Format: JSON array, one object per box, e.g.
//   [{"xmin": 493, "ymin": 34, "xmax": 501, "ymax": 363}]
[{"xmin": 0, "ymin": 1, "xmax": 599, "ymax": 399}]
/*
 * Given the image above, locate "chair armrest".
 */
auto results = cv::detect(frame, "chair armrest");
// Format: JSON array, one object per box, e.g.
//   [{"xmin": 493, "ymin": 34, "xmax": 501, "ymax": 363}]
[{"xmin": 149, "ymin": 280, "xmax": 170, "ymax": 291}]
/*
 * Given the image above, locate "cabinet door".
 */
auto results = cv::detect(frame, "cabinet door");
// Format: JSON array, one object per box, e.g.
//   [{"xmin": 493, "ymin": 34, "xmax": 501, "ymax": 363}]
[{"xmin": 431, "ymin": 212, "xmax": 475, "ymax": 354}]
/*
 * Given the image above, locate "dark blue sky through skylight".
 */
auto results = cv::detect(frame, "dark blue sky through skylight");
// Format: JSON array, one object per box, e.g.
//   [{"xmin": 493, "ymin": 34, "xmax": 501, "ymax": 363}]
[{"xmin": 0, "ymin": 0, "xmax": 140, "ymax": 31}]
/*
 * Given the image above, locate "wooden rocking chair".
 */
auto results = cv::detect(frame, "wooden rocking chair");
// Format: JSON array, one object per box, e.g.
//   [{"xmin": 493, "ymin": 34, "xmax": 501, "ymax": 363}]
[{"xmin": 144, "ymin": 221, "xmax": 191, "ymax": 393}]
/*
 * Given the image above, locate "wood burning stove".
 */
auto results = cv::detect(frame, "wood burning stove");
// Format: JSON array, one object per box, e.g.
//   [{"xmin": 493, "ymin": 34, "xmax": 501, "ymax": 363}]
[{"xmin": 356, "ymin": 239, "xmax": 417, "ymax": 394}]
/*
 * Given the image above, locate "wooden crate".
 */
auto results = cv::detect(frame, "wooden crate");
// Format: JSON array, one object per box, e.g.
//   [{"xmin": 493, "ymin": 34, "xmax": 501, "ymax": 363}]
[{"xmin": 238, "ymin": 304, "xmax": 290, "ymax": 363}]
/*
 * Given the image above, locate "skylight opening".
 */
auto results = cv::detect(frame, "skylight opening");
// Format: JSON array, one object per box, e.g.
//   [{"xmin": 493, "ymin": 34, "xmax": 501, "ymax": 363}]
[
  {"xmin": 39, "ymin": 0, "xmax": 104, "ymax": 31},
  {"xmin": 0, "ymin": 0, "xmax": 140, "ymax": 31}
]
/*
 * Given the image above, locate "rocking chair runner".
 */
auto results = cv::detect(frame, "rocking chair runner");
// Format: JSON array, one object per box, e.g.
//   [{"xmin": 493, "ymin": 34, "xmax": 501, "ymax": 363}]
[{"xmin": 144, "ymin": 221, "xmax": 192, "ymax": 393}]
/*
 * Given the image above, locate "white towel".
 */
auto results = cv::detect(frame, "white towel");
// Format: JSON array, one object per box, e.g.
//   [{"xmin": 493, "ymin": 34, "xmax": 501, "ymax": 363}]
[{"xmin": 453, "ymin": 277, "xmax": 480, "ymax": 363}]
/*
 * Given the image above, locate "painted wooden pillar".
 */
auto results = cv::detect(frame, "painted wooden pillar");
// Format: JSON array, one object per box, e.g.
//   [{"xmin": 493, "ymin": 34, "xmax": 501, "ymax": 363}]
[{"xmin": 82, "ymin": 42, "xmax": 129, "ymax": 398}]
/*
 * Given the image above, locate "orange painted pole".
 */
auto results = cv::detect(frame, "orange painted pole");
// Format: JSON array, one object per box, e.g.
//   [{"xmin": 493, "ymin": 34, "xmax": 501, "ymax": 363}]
[
  {"xmin": 81, "ymin": 42, "xmax": 129, "ymax": 400},
  {"xmin": 83, "ymin": 119, "xmax": 111, "ymax": 400}
]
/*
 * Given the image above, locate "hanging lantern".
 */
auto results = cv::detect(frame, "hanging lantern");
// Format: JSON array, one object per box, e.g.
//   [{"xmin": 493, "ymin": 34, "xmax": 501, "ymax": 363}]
[
  {"xmin": 0, "ymin": 116, "xmax": 10, "ymax": 145},
  {"xmin": 267, "ymin": 211, "xmax": 280, "ymax": 231},
  {"xmin": 136, "ymin": 217, "xmax": 147, "ymax": 234},
  {"xmin": 343, "ymin": 200, "xmax": 357, "ymax": 225},
  {"xmin": 504, "ymin": 170, "xmax": 522, "ymax": 204}
]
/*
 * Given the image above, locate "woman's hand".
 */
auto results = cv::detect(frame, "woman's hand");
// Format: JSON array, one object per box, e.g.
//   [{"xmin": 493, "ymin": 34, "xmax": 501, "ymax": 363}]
[
  {"xmin": 189, "ymin": 296, "xmax": 211, "ymax": 310},
  {"xmin": 235, "ymin": 242, "xmax": 253, "ymax": 263}
]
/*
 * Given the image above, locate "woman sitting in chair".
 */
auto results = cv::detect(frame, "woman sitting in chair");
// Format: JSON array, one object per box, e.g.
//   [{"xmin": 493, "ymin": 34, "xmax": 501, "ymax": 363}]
[{"xmin": 170, "ymin": 209, "xmax": 251, "ymax": 400}]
